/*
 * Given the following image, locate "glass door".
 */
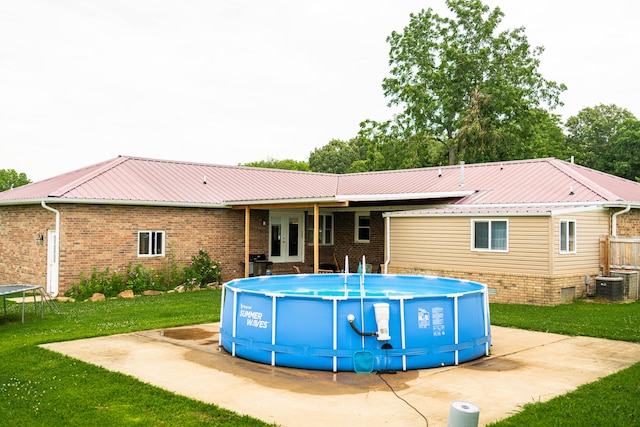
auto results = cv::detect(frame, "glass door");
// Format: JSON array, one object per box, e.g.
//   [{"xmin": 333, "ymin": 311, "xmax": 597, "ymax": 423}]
[{"xmin": 269, "ymin": 211, "xmax": 303, "ymax": 263}]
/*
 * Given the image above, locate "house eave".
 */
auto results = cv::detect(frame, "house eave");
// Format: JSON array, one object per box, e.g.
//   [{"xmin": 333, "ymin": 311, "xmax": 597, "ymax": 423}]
[
  {"xmin": 383, "ymin": 203, "xmax": 613, "ymax": 218},
  {"xmin": 0, "ymin": 198, "xmax": 229, "ymax": 209},
  {"xmin": 336, "ymin": 191, "xmax": 475, "ymax": 203}
]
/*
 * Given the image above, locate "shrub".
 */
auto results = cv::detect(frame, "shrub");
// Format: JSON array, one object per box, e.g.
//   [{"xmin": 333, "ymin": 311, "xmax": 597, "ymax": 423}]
[
  {"xmin": 67, "ymin": 250, "xmax": 223, "ymax": 300},
  {"xmin": 67, "ymin": 267, "xmax": 128, "ymax": 301},
  {"xmin": 183, "ymin": 250, "xmax": 222, "ymax": 290}
]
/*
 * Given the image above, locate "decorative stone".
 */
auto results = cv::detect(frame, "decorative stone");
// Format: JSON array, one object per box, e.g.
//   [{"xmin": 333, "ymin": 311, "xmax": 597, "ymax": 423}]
[
  {"xmin": 89, "ymin": 293, "xmax": 105, "ymax": 302},
  {"xmin": 56, "ymin": 296, "xmax": 75, "ymax": 303},
  {"xmin": 142, "ymin": 290, "xmax": 164, "ymax": 296},
  {"xmin": 175, "ymin": 285, "xmax": 186, "ymax": 293},
  {"xmin": 118, "ymin": 290, "xmax": 134, "ymax": 299}
]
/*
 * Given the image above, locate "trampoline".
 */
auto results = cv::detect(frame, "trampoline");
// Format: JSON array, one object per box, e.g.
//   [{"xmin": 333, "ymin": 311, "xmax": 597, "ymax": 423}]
[{"xmin": 0, "ymin": 285, "xmax": 60, "ymax": 323}]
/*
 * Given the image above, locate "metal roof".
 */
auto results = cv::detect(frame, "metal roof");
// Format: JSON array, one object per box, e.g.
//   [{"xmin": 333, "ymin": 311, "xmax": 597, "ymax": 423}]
[
  {"xmin": 1, "ymin": 156, "xmax": 639, "ymax": 208},
  {"xmin": 0, "ymin": 156, "xmax": 339, "ymax": 206}
]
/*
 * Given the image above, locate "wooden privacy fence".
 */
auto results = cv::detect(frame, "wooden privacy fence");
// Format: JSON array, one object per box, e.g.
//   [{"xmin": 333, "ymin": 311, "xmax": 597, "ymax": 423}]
[{"xmin": 600, "ymin": 236, "xmax": 640, "ymax": 275}]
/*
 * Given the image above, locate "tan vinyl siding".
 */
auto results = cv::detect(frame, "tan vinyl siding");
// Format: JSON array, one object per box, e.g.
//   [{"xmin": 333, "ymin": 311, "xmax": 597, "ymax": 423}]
[
  {"xmin": 389, "ymin": 215, "xmax": 552, "ymax": 274},
  {"xmin": 552, "ymin": 210, "xmax": 609, "ymax": 274}
]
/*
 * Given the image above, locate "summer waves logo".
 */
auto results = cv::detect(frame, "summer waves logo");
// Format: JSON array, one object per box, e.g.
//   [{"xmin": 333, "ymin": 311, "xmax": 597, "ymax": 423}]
[{"xmin": 239, "ymin": 303, "xmax": 269, "ymax": 329}]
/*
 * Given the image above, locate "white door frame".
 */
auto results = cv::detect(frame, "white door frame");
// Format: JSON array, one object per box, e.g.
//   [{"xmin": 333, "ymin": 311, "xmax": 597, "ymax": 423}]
[{"xmin": 269, "ymin": 210, "xmax": 304, "ymax": 263}]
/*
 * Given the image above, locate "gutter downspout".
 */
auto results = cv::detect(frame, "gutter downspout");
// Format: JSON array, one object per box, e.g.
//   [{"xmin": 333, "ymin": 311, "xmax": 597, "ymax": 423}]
[
  {"xmin": 383, "ymin": 215, "xmax": 390, "ymax": 274},
  {"xmin": 612, "ymin": 205, "xmax": 631, "ymax": 237},
  {"xmin": 41, "ymin": 201, "xmax": 60, "ymax": 297}
]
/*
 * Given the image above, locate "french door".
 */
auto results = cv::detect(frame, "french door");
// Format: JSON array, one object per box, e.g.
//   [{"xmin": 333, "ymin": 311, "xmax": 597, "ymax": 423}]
[{"xmin": 269, "ymin": 211, "xmax": 303, "ymax": 263}]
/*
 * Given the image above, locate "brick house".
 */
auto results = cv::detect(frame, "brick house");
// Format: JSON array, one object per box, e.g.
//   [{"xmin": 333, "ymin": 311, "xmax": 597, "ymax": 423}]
[{"xmin": 1, "ymin": 156, "xmax": 639, "ymax": 305}]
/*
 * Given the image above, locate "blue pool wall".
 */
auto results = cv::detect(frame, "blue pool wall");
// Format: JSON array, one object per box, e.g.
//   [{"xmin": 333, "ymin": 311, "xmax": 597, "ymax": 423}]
[{"xmin": 219, "ymin": 273, "xmax": 491, "ymax": 372}]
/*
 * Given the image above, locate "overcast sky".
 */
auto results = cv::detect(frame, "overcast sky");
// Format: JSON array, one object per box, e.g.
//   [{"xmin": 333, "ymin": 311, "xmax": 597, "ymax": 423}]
[{"xmin": 2, "ymin": 0, "xmax": 639, "ymax": 182}]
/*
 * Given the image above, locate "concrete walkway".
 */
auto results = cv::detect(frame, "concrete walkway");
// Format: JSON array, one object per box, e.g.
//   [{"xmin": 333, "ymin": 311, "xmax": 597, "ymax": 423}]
[{"xmin": 41, "ymin": 324, "xmax": 640, "ymax": 426}]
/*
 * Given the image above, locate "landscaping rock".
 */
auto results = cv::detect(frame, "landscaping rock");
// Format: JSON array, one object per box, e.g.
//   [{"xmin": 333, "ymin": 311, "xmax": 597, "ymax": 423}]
[
  {"xmin": 118, "ymin": 290, "xmax": 134, "ymax": 299},
  {"xmin": 89, "ymin": 293, "xmax": 105, "ymax": 302},
  {"xmin": 143, "ymin": 290, "xmax": 164, "ymax": 296},
  {"xmin": 56, "ymin": 296, "xmax": 75, "ymax": 303},
  {"xmin": 175, "ymin": 285, "xmax": 186, "ymax": 293}
]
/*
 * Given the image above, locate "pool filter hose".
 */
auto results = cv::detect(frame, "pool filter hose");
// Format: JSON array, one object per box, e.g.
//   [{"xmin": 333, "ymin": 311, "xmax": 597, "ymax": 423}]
[{"xmin": 347, "ymin": 314, "xmax": 377, "ymax": 337}]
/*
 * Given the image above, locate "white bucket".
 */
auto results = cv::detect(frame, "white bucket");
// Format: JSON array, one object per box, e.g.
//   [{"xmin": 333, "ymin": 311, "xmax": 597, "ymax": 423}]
[{"xmin": 446, "ymin": 401, "xmax": 479, "ymax": 427}]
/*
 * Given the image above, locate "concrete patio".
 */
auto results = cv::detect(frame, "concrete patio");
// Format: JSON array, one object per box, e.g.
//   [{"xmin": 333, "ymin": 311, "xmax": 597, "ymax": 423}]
[{"xmin": 41, "ymin": 324, "xmax": 640, "ymax": 426}]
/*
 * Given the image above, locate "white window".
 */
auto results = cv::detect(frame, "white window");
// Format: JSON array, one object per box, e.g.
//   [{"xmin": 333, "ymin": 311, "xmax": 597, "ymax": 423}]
[
  {"xmin": 472, "ymin": 219, "xmax": 508, "ymax": 251},
  {"xmin": 355, "ymin": 212, "xmax": 370, "ymax": 243},
  {"xmin": 306, "ymin": 214, "xmax": 333, "ymax": 245},
  {"xmin": 559, "ymin": 220, "xmax": 576, "ymax": 253},
  {"xmin": 138, "ymin": 231, "xmax": 165, "ymax": 256}
]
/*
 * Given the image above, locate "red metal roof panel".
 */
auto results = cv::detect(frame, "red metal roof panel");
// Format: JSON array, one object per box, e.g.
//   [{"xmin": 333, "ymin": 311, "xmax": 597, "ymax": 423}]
[{"xmin": 1, "ymin": 156, "xmax": 639, "ymax": 207}]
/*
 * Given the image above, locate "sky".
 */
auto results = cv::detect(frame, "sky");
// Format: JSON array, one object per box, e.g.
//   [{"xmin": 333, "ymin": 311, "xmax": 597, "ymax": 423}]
[{"xmin": 1, "ymin": 0, "xmax": 639, "ymax": 183}]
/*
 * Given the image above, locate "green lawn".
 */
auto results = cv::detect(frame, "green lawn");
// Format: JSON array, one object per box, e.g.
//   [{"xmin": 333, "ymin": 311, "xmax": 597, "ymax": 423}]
[
  {"xmin": 1, "ymin": 291, "xmax": 638, "ymax": 426},
  {"xmin": 488, "ymin": 301, "xmax": 640, "ymax": 426},
  {"xmin": 0, "ymin": 290, "xmax": 273, "ymax": 426}
]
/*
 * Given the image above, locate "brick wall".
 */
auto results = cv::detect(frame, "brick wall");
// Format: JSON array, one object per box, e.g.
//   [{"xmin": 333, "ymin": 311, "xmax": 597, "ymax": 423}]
[
  {"xmin": 0, "ymin": 204, "xmax": 388, "ymax": 294},
  {"xmin": 0, "ymin": 205, "xmax": 54, "ymax": 287},
  {"xmin": 616, "ymin": 209, "xmax": 640, "ymax": 237},
  {"xmin": 332, "ymin": 211, "xmax": 384, "ymax": 273},
  {"xmin": 57, "ymin": 204, "xmax": 250, "ymax": 294},
  {"xmin": 0, "ymin": 203, "xmax": 254, "ymax": 295},
  {"xmin": 387, "ymin": 265, "xmax": 590, "ymax": 306}
]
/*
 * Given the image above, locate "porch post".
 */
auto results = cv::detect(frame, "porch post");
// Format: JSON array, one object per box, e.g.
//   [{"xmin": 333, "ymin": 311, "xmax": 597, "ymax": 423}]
[
  {"xmin": 313, "ymin": 203, "xmax": 319, "ymax": 274},
  {"xmin": 604, "ymin": 235, "xmax": 611, "ymax": 276},
  {"xmin": 245, "ymin": 206, "xmax": 250, "ymax": 278}
]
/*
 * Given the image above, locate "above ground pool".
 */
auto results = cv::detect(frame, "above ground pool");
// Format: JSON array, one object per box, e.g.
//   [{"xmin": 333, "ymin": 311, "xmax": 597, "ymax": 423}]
[{"xmin": 219, "ymin": 273, "xmax": 491, "ymax": 372}]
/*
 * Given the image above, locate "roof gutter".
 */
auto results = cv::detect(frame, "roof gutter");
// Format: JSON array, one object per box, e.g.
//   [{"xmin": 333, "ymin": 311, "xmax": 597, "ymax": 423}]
[
  {"xmin": 224, "ymin": 196, "xmax": 345, "ymax": 206},
  {"xmin": 612, "ymin": 204, "xmax": 631, "ymax": 237},
  {"xmin": 383, "ymin": 203, "xmax": 611, "ymax": 218},
  {"xmin": 0, "ymin": 198, "xmax": 229, "ymax": 209},
  {"xmin": 40, "ymin": 201, "xmax": 60, "ymax": 297}
]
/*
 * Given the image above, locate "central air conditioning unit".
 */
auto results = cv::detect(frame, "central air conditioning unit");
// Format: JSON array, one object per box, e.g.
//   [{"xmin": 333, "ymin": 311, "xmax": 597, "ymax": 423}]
[
  {"xmin": 595, "ymin": 276, "xmax": 625, "ymax": 301},
  {"xmin": 611, "ymin": 270, "xmax": 639, "ymax": 300}
]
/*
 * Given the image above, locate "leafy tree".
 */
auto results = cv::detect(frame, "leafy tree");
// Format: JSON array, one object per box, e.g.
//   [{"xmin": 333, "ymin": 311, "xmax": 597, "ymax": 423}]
[
  {"xmin": 357, "ymin": 120, "xmax": 446, "ymax": 171},
  {"xmin": 308, "ymin": 137, "xmax": 371, "ymax": 174},
  {"xmin": 240, "ymin": 157, "xmax": 310, "ymax": 171},
  {"xmin": 565, "ymin": 104, "xmax": 637, "ymax": 174},
  {"xmin": 610, "ymin": 118, "xmax": 640, "ymax": 181},
  {"xmin": 380, "ymin": 0, "xmax": 566, "ymax": 165},
  {"xmin": 0, "ymin": 169, "xmax": 31, "ymax": 192}
]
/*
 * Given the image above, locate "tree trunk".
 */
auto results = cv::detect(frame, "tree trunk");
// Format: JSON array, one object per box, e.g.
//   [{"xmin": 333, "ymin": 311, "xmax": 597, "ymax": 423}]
[{"xmin": 447, "ymin": 130, "xmax": 456, "ymax": 165}]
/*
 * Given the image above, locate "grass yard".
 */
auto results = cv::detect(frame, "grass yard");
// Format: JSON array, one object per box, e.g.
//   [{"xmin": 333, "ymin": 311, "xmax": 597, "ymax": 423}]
[
  {"xmin": 488, "ymin": 301, "xmax": 640, "ymax": 426},
  {"xmin": 0, "ymin": 289, "xmax": 273, "ymax": 426},
  {"xmin": 0, "ymin": 290, "xmax": 638, "ymax": 426}
]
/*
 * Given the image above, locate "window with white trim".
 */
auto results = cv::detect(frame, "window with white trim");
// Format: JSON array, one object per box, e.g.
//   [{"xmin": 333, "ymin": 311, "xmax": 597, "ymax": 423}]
[
  {"xmin": 138, "ymin": 231, "xmax": 165, "ymax": 256},
  {"xmin": 306, "ymin": 214, "xmax": 333, "ymax": 245},
  {"xmin": 355, "ymin": 212, "xmax": 370, "ymax": 243},
  {"xmin": 472, "ymin": 219, "xmax": 507, "ymax": 251},
  {"xmin": 559, "ymin": 220, "xmax": 576, "ymax": 253}
]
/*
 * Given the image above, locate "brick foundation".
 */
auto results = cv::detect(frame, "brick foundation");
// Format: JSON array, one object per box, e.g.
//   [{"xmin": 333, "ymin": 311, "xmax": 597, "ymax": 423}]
[{"xmin": 387, "ymin": 265, "xmax": 594, "ymax": 306}]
